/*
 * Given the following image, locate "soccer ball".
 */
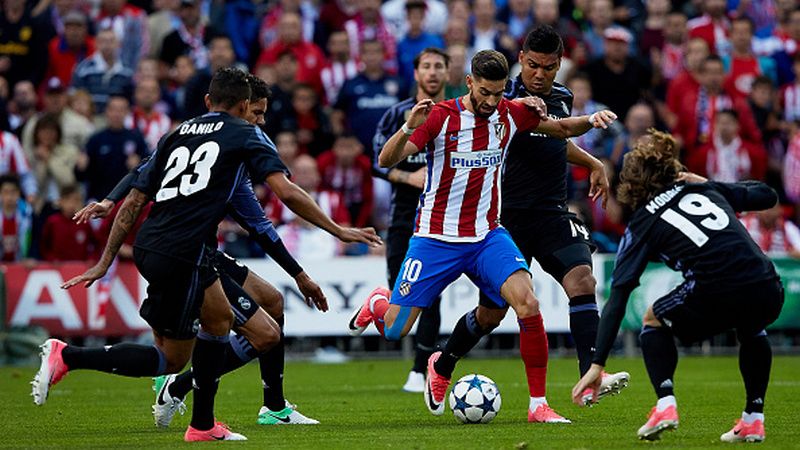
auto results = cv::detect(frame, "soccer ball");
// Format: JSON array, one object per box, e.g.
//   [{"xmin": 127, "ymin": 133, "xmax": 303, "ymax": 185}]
[{"xmin": 448, "ymin": 374, "xmax": 501, "ymax": 424}]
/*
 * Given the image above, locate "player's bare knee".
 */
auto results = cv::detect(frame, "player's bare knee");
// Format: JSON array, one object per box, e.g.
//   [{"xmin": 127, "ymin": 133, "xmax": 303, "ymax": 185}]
[
  {"xmin": 476, "ymin": 306, "xmax": 505, "ymax": 329},
  {"xmin": 513, "ymin": 293, "xmax": 540, "ymax": 319},
  {"xmin": 263, "ymin": 292, "xmax": 283, "ymax": 319},
  {"xmin": 563, "ymin": 266, "xmax": 596, "ymax": 297},
  {"xmin": 642, "ymin": 307, "xmax": 662, "ymax": 328},
  {"xmin": 248, "ymin": 324, "xmax": 280, "ymax": 352}
]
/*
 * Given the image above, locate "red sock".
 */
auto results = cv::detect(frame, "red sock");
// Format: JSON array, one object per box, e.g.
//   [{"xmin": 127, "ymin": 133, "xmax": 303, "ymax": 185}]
[
  {"xmin": 519, "ymin": 314, "xmax": 548, "ymax": 397},
  {"xmin": 370, "ymin": 294, "xmax": 390, "ymax": 337}
]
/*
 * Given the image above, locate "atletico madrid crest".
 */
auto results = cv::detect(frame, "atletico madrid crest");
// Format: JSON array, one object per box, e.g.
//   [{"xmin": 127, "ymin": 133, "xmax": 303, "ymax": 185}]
[{"xmin": 493, "ymin": 122, "xmax": 506, "ymax": 141}]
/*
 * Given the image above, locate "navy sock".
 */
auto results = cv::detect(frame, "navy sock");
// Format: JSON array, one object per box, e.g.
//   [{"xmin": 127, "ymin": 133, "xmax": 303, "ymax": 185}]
[
  {"xmin": 640, "ymin": 325, "xmax": 678, "ymax": 398},
  {"xmin": 434, "ymin": 308, "xmax": 494, "ymax": 379},
  {"xmin": 189, "ymin": 331, "xmax": 229, "ymax": 431},
  {"xmin": 170, "ymin": 334, "xmax": 259, "ymax": 400},
  {"xmin": 568, "ymin": 294, "xmax": 599, "ymax": 376},
  {"xmin": 261, "ymin": 315, "xmax": 285, "ymax": 411},
  {"xmin": 62, "ymin": 344, "xmax": 167, "ymax": 377},
  {"xmin": 412, "ymin": 296, "xmax": 441, "ymax": 374},
  {"xmin": 739, "ymin": 330, "xmax": 771, "ymax": 414}
]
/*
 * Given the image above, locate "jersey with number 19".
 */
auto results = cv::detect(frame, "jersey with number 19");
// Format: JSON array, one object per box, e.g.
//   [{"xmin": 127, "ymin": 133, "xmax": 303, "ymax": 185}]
[
  {"xmin": 133, "ymin": 111, "xmax": 288, "ymax": 265},
  {"xmin": 407, "ymin": 97, "xmax": 540, "ymax": 242}
]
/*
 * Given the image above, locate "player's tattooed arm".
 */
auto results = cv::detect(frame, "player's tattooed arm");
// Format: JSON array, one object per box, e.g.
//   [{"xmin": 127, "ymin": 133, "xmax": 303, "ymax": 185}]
[
  {"xmin": 566, "ymin": 140, "xmax": 609, "ymax": 208},
  {"xmin": 379, "ymin": 99, "xmax": 433, "ymax": 168},
  {"xmin": 61, "ymin": 189, "xmax": 149, "ymax": 289}
]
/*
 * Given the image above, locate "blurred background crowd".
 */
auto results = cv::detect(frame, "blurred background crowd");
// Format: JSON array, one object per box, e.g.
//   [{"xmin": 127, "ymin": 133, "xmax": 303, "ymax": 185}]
[{"xmin": 0, "ymin": 0, "xmax": 799, "ymax": 265}]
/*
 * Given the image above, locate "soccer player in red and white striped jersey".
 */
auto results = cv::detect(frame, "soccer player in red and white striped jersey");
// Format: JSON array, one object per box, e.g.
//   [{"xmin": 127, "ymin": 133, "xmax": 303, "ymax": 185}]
[{"xmin": 349, "ymin": 49, "xmax": 617, "ymax": 421}]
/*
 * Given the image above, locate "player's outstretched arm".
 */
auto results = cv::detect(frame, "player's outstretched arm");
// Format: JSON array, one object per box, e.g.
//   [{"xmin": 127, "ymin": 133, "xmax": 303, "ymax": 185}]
[
  {"xmin": 266, "ymin": 172, "xmax": 383, "ymax": 247},
  {"xmin": 536, "ymin": 110, "xmax": 618, "ymax": 139},
  {"xmin": 567, "ymin": 140, "xmax": 609, "ymax": 208},
  {"xmin": 62, "ymin": 188, "xmax": 149, "ymax": 289},
  {"xmin": 378, "ymin": 99, "xmax": 433, "ymax": 168}
]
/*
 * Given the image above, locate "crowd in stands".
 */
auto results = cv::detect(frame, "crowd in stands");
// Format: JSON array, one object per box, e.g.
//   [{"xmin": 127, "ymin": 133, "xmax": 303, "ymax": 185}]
[{"xmin": 0, "ymin": 0, "xmax": 798, "ymax": 265}]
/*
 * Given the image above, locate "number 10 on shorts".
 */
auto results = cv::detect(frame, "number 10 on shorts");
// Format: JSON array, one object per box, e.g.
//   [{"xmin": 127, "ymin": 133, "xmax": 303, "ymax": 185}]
[{"xmin": 402, "ymin": 258, "xmax": 423, "ymax": 282}]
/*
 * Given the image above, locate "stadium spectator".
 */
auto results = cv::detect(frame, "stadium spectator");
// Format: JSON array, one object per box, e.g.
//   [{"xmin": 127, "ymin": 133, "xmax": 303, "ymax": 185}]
[
  {"xmin": 258, "ymin": 0, "xmax": 318, "ymax": 52},
  {"xmin": 263, "ymin": 51, "xmax": 299, "ymax": 138},
  {"xmin": 445, "ymin": 44, "xmax": 468, "ymax": 98},
  {"xmin": 469, "ymin": 0, "xmax": 517, "ymax": 64},
  {"xmin": 274, "ymin": 130, "xmax": 299, "ymax": 166},
  {"xmin": 28, "ymin": 113, "xmax": 79, "ymax": 210},
  {"xmin": 317, "ymin": 133, "xmax": 374, "ymax": 228},
  {"xmin": 0, "ymin": 0, "xmax": 51, "ymax": 88},
  {"xmin": 182, "ymin": 35, "xmax": 234, "ymax": 119},
  {"xmin": 722, "ymin": 17, "xmax": 778, "ymax": 99},
  {"xmin": 222, "ymin": 0, "xmax": 260, "ymax": 65},
  {"xmin": 583, "ymin": 0, "xmax": 628, "ymax": 60},
  {"xmin": 381, "ymin": 0, "xmax": 447, "ymax": 39},
  {"xmin": 71, "ymin": 28, "xmax": 135, "ymax": 115},
  {"xmin": 741, "ymin": 203, "xmax": 800, "ymax": 257},
  {"xmin": 532, "ymin": 0, "xmax": 583, "ymax": 64},
  {"xmin": 0, "ymin": 129, "xmax": 37, "ymax": 203},
  {"xmin": 8, "ymin": 81, "xmax": 38, "ymax": 134},
  {"xmin": 672, "ymin": 55, "xmax": 762, "ymax": 155},
  {"xmin": 75, "ymin": 96, "xmax": 147, "ymax": 202},
  {"xmin": 44, "ymin": 10, "xmax": 94, "ymax": 89},
  {"xmin": 317, "ymin": 0, "xmax": 357, "ymax": 42},
  {"xmin": 39, "ymin": 185, "xmax": 97, "ymax": 261},
  {"xmin": 665, "ymin": 37, "xmax": 710, "ymax": 128},
  {"xmin": 687, "ymin": 109, "xmax": 768, "ymax": 182},
  {"xmin": 320, "ymin": 31, "xmax": 358, "ymax": 105},
  {"xmin": 95, "ymin": 0, "xmax": 150, "ymax": 70},
  {"xmin": 585, "ymin": 27, "xmax": 651, "ymax": 120},
  {"xmin": 497, "ymin": 0, "xmax": 534, "ymax": 43},
  {"xmin": 0, "ymin": 174, "xmax": 32, "ymax": 262},
  {"xmin": 159, "ymin": 0, "xmax": 214, "ymax": 71},
  {"xmin": 270, "ymin": 154, "xmax": 350, "ymax": 260},
  {"xmin": 165, "ymin": 54, "xmax": 195, "ymax": 120},
  {"xmin": 344, "ymin": 0, "xmax": 398, "ymax": 75},
  {"xmin": 779, "ymin": 54, "xmax": 800, "ymax": 122},
  {"xmin": 286, "ymin": 84, "xmax": 333, "ymax": 157},
  {"xmin": 129, "ymin": 77, "xmax": 172, "ymax": 152},
  {"xmin": 68, "ymin": 89, "xmax": 95, "ymax": 123},
  {"xmin": 771, "ymin": 7, "xmax": 800, "ymax": 85},
  {"xmin": 608, "ymin": 102, "xmax": 656, "ymax": 168},
  {"xmin": 147, "ymin": 0, "xmax": 180, "ymax": 61},
  {"xmin": 21, "ymin": 77, "xmax": 94, "ymax": 152},
  {"xmin": 641, "ymin": 4, "xmax": 687, "ymax": 87},
  {"xmin": 734, "ymin": 0, "xmax": 778, "ymax": 38},
  {"xmin": 256, "ymin": 12, "xmax": 326, "ymax": 96},
  {"xmin": 688, "ymin": 0, "xmax": 732, "ymax": 55},
  {"xmin": 749, "ymin": 76, "xmax": 782, "ymax": 150},
  {"xmin": 396, "ymin": 1, "xmax": 445, "ymax": 88},
  {"xmin": 332, "ymin": 39, "xmax": 406, "ymax": 155}
]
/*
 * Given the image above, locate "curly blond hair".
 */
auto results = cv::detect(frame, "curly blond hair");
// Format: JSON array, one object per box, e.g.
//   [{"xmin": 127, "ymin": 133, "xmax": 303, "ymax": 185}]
[{"xmin": 617, "ymin": 129, "xmax": 684, "ymax": 211}]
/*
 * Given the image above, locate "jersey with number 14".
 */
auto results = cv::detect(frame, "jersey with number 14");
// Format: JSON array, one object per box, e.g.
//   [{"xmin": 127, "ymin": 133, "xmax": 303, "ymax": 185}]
[
  {"xmin": 408, "ymin": 97, "xmax": 540, "ymax": 242},
  {"xmin": 132, "ymin": 111, "xmax": 287, "ymax": 264}
]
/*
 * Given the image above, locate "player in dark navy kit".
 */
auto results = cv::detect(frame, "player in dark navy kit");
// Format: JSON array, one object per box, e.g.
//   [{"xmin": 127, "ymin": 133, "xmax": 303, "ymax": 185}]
[
  {"xmin": 34, "ymin": 68, "xmax": 380, "ymax": 442},
  {"xmin": 73, "ymin": 75, "xmax": 328, "ymax": 427},
  {"xmin": 372, "ymin": 47, "xmax": 449, "ymax": 393},
  {"xmin": 572, "ymin": 130, "xmax": 784, "ymax": 443}
]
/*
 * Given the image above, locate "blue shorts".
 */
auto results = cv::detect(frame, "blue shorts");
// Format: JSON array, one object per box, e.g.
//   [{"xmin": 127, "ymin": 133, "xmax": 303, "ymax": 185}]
[{"xmin": 391, "ymin": 228, "xmax": 529, "ymax": 309}]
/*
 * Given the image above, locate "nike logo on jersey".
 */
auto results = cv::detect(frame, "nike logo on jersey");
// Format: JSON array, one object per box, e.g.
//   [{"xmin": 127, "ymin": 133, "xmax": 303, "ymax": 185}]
[
  {"xmin": 449, "ymin": 135, "xmax": 459, "ymax": 141},
  {"xmin": 515, "ymin": 257, "xmax": 526, "ymax": 263}
]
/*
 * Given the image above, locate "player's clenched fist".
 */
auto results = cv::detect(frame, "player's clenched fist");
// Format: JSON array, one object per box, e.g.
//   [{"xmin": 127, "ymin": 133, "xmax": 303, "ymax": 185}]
[{"xmin": 588, "ymin": 110, "xmax": 617, "ymax": 129}]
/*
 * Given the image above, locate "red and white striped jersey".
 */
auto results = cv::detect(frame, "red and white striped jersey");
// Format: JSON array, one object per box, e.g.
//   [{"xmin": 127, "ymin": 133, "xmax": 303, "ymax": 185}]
[
  {"xmin": 127, "ymin": 108, "xmax": 172, "ymax": 153},
  {"xmin": 408, "ymin": 97, "xmax": 540, "ymax": 242}
]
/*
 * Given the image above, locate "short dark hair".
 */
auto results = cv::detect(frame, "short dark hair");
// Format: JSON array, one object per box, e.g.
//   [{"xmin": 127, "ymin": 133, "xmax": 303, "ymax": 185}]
[
  {"xmin": 701, "ymin": 54, "xmax": 724, "ymax": 70},
  {"xmin": 33, "ymin": 113, "xmax": 62, "ymax": 146},
  {"xmin": 751, "ymin": 75, "xmax": 774, "ymax": 90},
  {"xmin": 732, "ymin": 15, "xmax": 755, "ymax": 32},
  {"xmin": 716, "ymin": 108, "xmax": 739, "ymax": 121},
  {"xmin": 59, "ymin": 184, "xmax": 81, "ymax": 199},
  {"xmin": 0, "ymin": 174, "xmax": 21, "ymax": 192},
  {"xmin": 405, "ymin": 0, "xmax": 426, "ymax": 11},
  {"xmin": 413, "ymin": 47, "xmax": 450, "ymax": 69},
  {"xmin": 523, "ymin": 25, "xmax": 564, "ymax": 57},
  {"xmin": 471, "ymin": 50, "xmax": 509, "ymax": 81},
  {"xmin": 208, "ymin": 67, "xmax": 251, "ymax": 109},
  {"xmin": 247, "ymin": 74, "xmax": 272, "ymax": 102}
]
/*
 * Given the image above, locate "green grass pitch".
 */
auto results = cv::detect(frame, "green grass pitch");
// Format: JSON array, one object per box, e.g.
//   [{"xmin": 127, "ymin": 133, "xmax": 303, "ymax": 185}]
[{"xmin": 1, "ymin": 355, "xmax": 799, "ymax": 449}]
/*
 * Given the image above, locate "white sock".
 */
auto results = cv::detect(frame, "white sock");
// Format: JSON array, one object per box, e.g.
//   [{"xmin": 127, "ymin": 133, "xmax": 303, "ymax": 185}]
[
  {"xmin": 742, "ymin": 412, "xmax": 764, "ymax": 424},
  {"xmin": 656, "ymin": 395, "xmax": 677, "ymax": 412},
  {"xmin": 529, "ymin": 396, "xmax": 547, "ymax": 410}
]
